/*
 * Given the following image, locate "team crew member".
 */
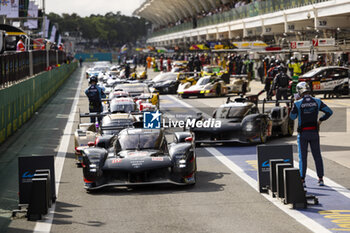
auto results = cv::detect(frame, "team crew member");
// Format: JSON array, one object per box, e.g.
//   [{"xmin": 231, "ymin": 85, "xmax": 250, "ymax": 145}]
[
  {"xmin": 16, "ymin": 37, "xmax": 25, "ymax": 52},
  {"xmin": 289, "ymin": 82, "xmax": 333, "ymax": 186},
  {"xmin": 85, "ymin": 76, "xmax": 106, "ymax": 124},
  {"xmin": 271, "ymin": 65, "xmax": 290, "ymax": 102}
]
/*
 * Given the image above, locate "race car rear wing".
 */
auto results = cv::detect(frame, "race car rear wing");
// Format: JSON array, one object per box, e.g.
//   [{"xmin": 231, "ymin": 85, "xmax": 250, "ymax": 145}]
[
  {"xmin": 226, "ymin": 89, "xmax": 265, "ymax": 105},
  {"xmin": 260, "ymin": 99, "xmax": 293, "ymax": 114}
]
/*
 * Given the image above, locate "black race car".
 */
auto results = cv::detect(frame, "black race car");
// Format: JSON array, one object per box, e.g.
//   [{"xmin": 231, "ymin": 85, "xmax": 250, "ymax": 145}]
[
  {"xmin": 151, "ymin": 72, "xmax": 179, "ymax": 94},
  {"xmin": 81, "ymin": 128, "xmax": 196, "ymax": 191},
  {"xmin": 191, "ymin": 93, "xmax": 294, "ymax": 145}
]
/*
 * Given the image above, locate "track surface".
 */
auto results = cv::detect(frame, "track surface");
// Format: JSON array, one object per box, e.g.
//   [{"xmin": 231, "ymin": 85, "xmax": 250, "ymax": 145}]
[{"xmin": 1, "ymin": 65, "xmax": 349, "ymax": 233}]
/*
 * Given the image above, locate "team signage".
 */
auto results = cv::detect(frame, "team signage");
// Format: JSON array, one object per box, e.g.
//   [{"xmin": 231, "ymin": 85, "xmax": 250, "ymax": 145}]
[
  {"xmin": 257, "ymin": 144, "xmax": 293, "ymax": 193},
  {"xmin": 18, "ymin": 155, "xmax": 56, "ymax": 204}
]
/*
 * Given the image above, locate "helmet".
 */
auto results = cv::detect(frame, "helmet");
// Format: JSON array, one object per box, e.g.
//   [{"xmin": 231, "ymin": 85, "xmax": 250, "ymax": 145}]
[
  {"xmin": 89, "ymin": 76, "xmax": 98, "ymax": 84},
  {"xmin": 296, "ymin": 82, "xmax": 310, "ymax": 96},
  {"xmin": 275, "ymin": 60, "xmax": 281, "ymax": 65}
]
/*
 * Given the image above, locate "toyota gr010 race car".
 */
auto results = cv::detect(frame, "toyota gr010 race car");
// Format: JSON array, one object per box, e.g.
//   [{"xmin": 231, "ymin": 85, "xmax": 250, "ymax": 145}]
[
  {"xmin": 81, "ymin": 128, "xmax": 197, "ymax": 191},
  {"xmin": 191, "ymin": 93, "xmax": 294, "ymax": 145},
  {"xmin": 74, "ymin": 112, "xmax": 141, "ymax": 166}
]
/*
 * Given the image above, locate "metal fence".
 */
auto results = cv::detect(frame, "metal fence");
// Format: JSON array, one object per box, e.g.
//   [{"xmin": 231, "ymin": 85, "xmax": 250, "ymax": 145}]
[
  {"xmin": 0, "ymin": 50, "xmax": 67, "ymax": 88},
  {"xmin": 151, "ymin": 0, "xmax": 330, "ymax": 38}
]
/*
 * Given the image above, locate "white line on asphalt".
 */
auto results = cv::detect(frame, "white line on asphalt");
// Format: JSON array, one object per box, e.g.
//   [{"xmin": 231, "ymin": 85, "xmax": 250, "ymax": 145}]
[
  {"xmin": 165, "ymin": 94, "xmax": 344, "ymax": 233},
  {"xmin": 167, "ymin": 94, "xmax": 350, "ymax": 199},
  {"xmin": 33, "ymin": 67, "xmax": 85, "ymax": 233},
  {"xmin": 206, "ymin": 147, "xmax": 331, "ymax": 233}
]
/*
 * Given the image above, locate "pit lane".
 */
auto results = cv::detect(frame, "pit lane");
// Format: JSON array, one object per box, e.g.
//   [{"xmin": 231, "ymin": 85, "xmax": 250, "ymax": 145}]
[{"xmin": 1, "ymin": 66, "xmax": 349, "ymax": 233}]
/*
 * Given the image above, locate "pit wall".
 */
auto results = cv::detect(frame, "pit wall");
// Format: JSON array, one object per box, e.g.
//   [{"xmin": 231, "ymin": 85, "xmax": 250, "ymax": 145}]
[{"xmin": 0, "ymin": 62, "xmax": 78, "ymax": 143}]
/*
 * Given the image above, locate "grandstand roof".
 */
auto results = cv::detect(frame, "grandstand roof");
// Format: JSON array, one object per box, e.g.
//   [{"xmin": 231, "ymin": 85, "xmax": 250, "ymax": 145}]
[{"xmin": 133, "ymin": 0, "xmax": 232, "ymax": 25}]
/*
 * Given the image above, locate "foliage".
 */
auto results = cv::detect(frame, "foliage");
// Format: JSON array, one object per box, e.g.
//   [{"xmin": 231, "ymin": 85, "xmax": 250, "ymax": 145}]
[{"xmin": 47, "ymin": 11, "xmax": 147, "ymax": 47}]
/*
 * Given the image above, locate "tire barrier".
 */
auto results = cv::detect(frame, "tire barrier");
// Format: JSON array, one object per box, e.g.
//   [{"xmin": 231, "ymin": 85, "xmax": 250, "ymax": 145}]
[
  {"xmin": 0, "ymin": 62, "xmax": 77, "ymax": 144},
  {"xmin": 0, "ymin": 50, "xmax": 67, "ymax": 88}
]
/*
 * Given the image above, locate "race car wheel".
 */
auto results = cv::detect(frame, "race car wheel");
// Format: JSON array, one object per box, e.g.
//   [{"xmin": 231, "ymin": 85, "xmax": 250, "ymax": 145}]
[
  {"xmin": 216, "ymin": 85, "xmax": 221, "ymax": 96},
  {"xmin": 286, "ymin": 119, "xmax": 294, "ymax": 136},
  {"xmin": 259, "ymin": 122, "xmax": 267, "ymax": 144},
  {"xmin": 181, "ymin": 95, "xmax": 189, "ymax": 99}
]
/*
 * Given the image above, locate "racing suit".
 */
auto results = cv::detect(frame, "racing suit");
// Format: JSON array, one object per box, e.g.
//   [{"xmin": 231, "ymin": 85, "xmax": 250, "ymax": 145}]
[
  {"xmin": 85, "ymin": 85, "xmax": 106, "ymax": 124},
  {"xmin": 289, "ymin": 95, "xmax": 333, "ymax": 180}
]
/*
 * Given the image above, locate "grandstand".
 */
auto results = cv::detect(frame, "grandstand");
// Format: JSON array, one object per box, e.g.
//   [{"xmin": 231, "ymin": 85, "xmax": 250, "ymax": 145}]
[{"xmin": 134, "ymin": 0, "xmax": 350, "ymax": 50}]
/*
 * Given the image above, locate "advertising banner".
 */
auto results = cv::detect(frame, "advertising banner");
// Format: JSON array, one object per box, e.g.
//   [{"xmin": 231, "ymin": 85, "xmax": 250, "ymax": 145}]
[
  {"xmin": 257, "ymin": 144, "xmax": 293, "ymax": 193},
  {"xmin": 0, "ymin": 0, "xmax": 19, "ymax": 18},
  {"xmin": 25, "ymin": 1, "xmax": 38, "ymax": 29},
  {"xmin": 18, "ymin": 155, "xmax": 56, "ymax": 204}
]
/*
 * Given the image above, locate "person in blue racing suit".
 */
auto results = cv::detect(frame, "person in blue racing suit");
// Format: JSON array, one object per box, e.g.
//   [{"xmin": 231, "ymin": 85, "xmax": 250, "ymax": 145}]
[
  {"xmin": 85, "ymin": 76, "xmax": 106, "ymax": 124},
  {"xmin": 290, "ymin": 82, "xmax": 333, "ymax": 186}
]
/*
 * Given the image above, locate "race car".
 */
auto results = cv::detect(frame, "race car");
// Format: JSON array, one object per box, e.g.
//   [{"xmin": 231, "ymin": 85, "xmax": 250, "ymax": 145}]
[
  {"xmin": 74, "ymin": 112, "xmax": 140, "ymax": 167},
  {"xmin": 115, "ymin": 83, "xmax": 160, "ymax": 108},
  {"xmin": 178, "ymin": 76, "xmax": 228, "ymax": 98},
  {"xmin": 81, "ymin": 128, "xmax": 197, "ymax": 191},
  {"xmin": 226, "ymin": 75, "xmax": 251, "ymax": 95},
  {"xmin": 176, "ymin": 72, "xmax": 200, "ymax": 94},
  {"xmin": 151, "ymin": 72, "xmax": 179, "ymax": 94},
  {"xmin": 298, "ymin": 66, "xmax": 350, "ymax": 98},
  {"xmin": 191, "ymin": 93, "xmax": 294, "ymax": 145}
]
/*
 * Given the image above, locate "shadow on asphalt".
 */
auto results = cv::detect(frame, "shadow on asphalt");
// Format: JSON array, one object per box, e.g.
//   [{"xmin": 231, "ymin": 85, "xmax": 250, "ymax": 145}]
[{"xmin": 87, "ymin": 170, "xmax": 230, "ymax": 196}]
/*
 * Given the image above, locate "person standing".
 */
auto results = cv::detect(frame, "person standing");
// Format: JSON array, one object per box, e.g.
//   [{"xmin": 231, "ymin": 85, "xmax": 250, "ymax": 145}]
[
  {"xmin": 85, "ymin": 76, "xmax": 106, "ymax": 124},
  {"xmin": 16, "ymin": 37, "xmax": 25, "ymax": 52},
  {"xmin": 167, "ymin": 57, "xmax": 172, "ymax": 72},
  {"xmin": 289, "ymin": 82, "xmax": 333, "ymax": 186},
  {"xmin": 271, "ymin": 65, "xmax": 290, "ymax": 102},
  {"xmin": 159, "ymin": 56, "xmax": 164, "ymax": 72},
  {"xmin": 125, "ymin": 63, "xmax": 131, "ymax": 79},
  {"xmin": 79, "ymin": 57, "xmax": 83, "ymax": 68},
  {"xmin": 146, "ymin": 55, "xmax": 152, "ymax": 69}
]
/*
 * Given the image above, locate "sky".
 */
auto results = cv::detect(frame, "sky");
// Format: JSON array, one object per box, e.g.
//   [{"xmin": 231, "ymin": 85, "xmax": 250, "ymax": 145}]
[{"xmin": 46, "ymin": 0, "xmax": 145, "ymax": 17}]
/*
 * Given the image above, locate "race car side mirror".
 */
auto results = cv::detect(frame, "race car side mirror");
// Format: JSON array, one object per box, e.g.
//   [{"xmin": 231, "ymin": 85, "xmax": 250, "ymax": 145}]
[
  {"xmin": 185, "ymin": 137, "xmax": 193, "ymax": 142},
  {"xmin": 88, "ymin": 141, "xmax": 95, "ymax": 147}
]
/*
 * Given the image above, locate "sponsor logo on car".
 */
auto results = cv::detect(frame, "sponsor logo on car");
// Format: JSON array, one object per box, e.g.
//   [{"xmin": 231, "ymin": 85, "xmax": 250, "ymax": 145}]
[{"xmin": 152, "ymin": 157, "xmax": 164, "ymax": 161}]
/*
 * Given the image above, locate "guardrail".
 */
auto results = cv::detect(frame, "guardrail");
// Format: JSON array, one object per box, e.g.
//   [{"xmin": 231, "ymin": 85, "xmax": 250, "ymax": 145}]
[
  {"xmin": 0, "ymin": 50, "xmax": 67, "ymax": 88},
  {"xmin": 151, "ymin": 0, "xmax": 331, "ymax": 38}
]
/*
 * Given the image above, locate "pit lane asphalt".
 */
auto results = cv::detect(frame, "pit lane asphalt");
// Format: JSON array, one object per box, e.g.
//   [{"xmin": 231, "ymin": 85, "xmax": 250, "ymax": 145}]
[{"xmin": 2, "ymin": 66, "xmax": 349, "ymax": 233}]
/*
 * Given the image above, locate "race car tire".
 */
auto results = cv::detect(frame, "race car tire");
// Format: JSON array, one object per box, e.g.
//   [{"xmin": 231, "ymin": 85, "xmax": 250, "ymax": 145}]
[
  {"xmin": 181, "ymin": 95, "xmax": 189, "ymax": 99},
  {"xmin": 259, "ymin": 122, "xmax": 267, "ymax": 144},
  {"xmin": 286, "ymin": 119, "xmax": 294, "ymax": 136},
  {"xmin": 216, "ymin": 85, "xmax": 221, "ymax": 96}
]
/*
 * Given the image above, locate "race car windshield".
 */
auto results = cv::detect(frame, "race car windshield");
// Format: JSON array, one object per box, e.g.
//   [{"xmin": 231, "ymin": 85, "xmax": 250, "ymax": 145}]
[
  {"xmin": 216, "ymin": 106, "xmax": 251, "ymax": 118},
  {"xmin": 197, "ymin": 77, "xmax": 211, "ymax": 86},
  {"xmin": 119, "ymin": 134, "xmax": 161, "ymax": 150},
  {"xmin": 110, "ymin": 103, "xmax": 135, "ymax": 113},
  {"xmin": 102, "ymin": 119, "xmax": 134, "ymax": 135},
  {"xmin": 116, "ymin": 85, "xmax": 150, "ymax": 93},
  {"xmin": 302, "ymin": 68, "xmax": 323, "ymax": 78}
]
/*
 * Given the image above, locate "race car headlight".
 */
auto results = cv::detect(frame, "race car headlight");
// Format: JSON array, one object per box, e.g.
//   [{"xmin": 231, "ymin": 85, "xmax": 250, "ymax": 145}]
[
  {"xmin": 245, "ymin": 122, "xmax": 254, "ymax": 131},
  {"xmin": 179, "ymin": 159, "xmax": 186, "ymax": 168}
]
